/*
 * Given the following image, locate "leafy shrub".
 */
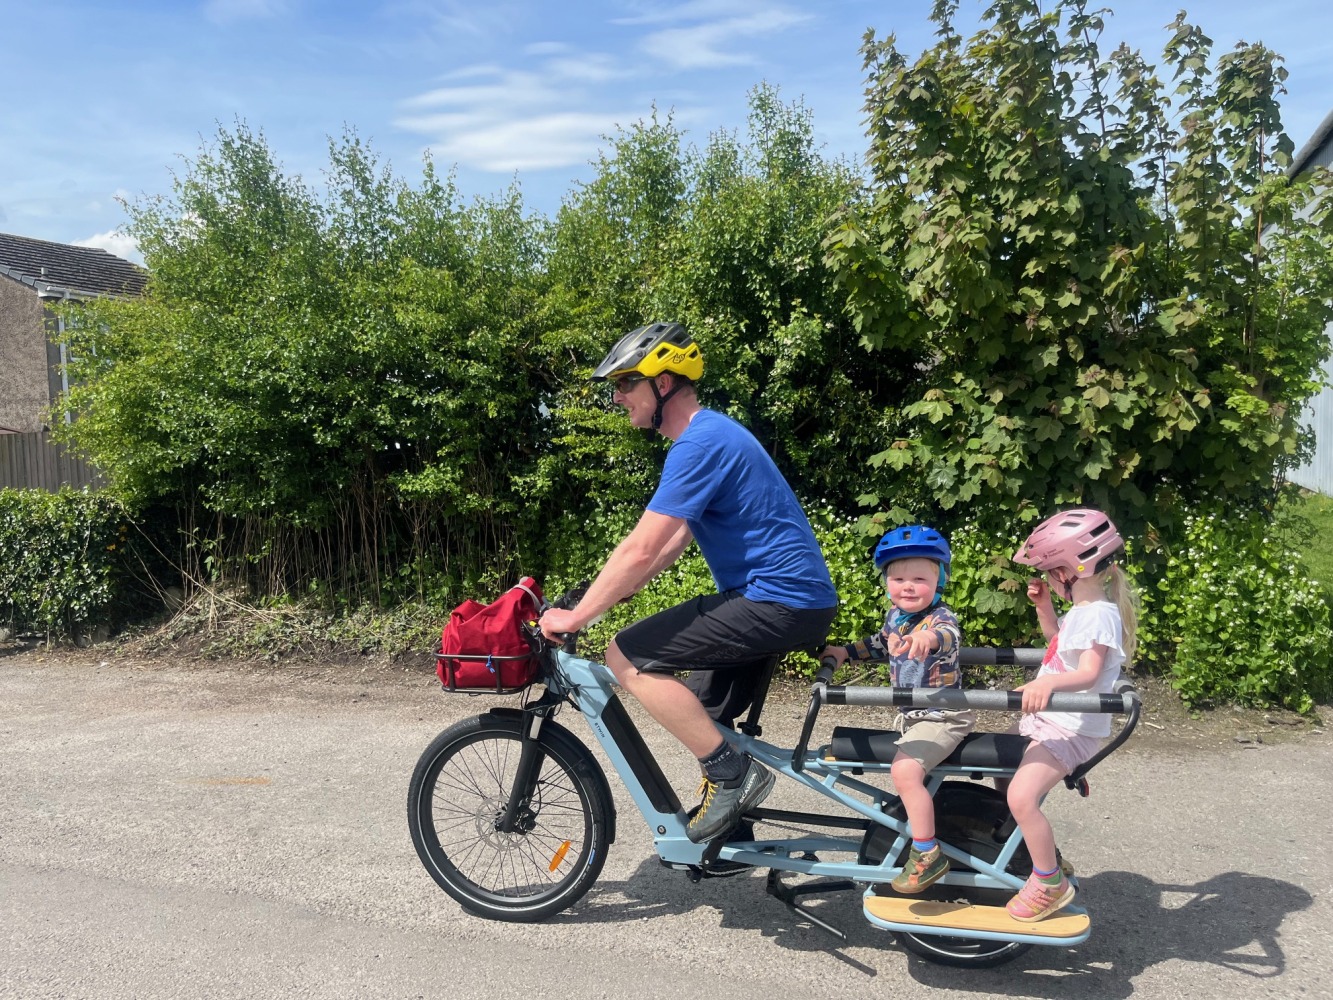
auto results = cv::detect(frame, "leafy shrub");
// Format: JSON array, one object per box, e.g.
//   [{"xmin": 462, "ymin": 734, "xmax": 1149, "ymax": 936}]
[
  {"xmin": 544, "ymin": 503, "xmax": 1049, "ymax": 676},
  {"xmin": 0, "ymin": 488, "xmax": 126, "ymax": 637},
  {"xmin": 1153, "ymin": 507, "xmax": 1333, "ymax": 711},
  {"xmin": 943, "ymin": 519, "xmax": 1036, "ymax": 649}
]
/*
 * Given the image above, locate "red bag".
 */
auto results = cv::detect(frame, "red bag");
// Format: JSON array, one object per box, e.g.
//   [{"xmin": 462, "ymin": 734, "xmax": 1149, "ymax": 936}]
[{"xmin": 436, "ymin": 577, "xmax": 544, "ymax": 692}]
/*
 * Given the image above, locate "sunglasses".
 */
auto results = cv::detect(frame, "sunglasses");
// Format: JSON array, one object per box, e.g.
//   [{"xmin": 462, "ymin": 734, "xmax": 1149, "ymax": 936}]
[{"xmin": 612, "ymin": 374, "xmax": 651, "ymax": 394}]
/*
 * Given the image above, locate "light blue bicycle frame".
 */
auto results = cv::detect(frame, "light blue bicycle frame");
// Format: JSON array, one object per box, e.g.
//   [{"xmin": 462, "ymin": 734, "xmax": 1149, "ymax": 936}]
[{"xmin": 543, "ymin": 647, "xmax": 1138, "ymax": 947}]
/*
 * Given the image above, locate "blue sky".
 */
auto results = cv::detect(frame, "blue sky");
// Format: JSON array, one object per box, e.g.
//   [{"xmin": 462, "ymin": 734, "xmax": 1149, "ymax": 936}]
[{"xmin": 3, "ymin": 0, "xmax": 1331, "ymax": 265}]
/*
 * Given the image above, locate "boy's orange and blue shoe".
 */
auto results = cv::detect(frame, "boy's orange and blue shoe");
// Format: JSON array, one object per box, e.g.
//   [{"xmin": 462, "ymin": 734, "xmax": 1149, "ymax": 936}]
[{"xmin": 890, "ymin": 845, "xmax": 949, "ymax": 893}]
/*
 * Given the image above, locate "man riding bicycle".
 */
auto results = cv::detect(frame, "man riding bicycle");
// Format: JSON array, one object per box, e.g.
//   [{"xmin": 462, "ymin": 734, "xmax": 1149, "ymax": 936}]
[{"xmin": 540, "ymin": 321, "xmax": 837, "ymax": 843}]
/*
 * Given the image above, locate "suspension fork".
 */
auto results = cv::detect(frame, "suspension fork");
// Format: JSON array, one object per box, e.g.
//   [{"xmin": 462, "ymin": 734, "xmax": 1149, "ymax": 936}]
[{"xmin": 495, "ymin": 700, "xmax": 557, "ymax": 834}]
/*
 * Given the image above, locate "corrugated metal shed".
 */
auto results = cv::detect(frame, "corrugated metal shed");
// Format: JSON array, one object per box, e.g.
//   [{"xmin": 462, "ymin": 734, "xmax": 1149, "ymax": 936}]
[{"xmin": 1286, "ymin": 110, "xmax": 1333, "ymax": 496}]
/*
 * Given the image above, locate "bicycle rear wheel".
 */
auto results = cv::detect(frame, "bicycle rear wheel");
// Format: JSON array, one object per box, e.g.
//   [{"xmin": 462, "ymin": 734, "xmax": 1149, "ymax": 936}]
[{"xmin": 408, "ymin": 711, "xmax": 614, "ymax": 921}]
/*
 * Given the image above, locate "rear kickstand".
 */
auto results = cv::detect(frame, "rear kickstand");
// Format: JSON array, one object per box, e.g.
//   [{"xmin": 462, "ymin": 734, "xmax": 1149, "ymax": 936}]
[{"xmin": 766, "ymin": 865, "xmax": 856, "ymax": 941}]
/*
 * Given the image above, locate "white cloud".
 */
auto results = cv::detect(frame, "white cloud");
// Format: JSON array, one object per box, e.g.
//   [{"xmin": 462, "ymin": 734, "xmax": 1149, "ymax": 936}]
[
  {"xmin": 76, "ymin": 230, "xmax": 142, "ymax": 264},
  {"xmin": 547, "ymin": 54, "xmax": 621, "ymax": 84},
  {"xmin": 388, "ymin": 0, "xmax": 524, "ymax": 40},
  {"xmin": 401, "ymin": 71, "xmax": 557, "ymax": 113},
  {"xmin": 611, "ymin": 0, "xmax": 768, "ymax": 27},
  {"xmin": 638, "ymin": 9, "xmax": 812, "ymax": 70},
  {"xmin": 391, "ymin": 3, "xmax": 808, "ymax": 177},
  {"xmin": 396, "ymin": 54, "xmax": 642, "ymax": 172},
  {"xmin": 524, "ymin": 41, "xmax": 570, "ymax": 56},
  {"xmin": 416, "ymin": 112, "xmax": 634, "ymax": 171}
]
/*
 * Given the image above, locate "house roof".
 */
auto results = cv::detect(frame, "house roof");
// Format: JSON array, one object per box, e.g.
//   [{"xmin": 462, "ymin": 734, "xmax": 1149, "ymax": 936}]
[
  {"xmin": 1289, "ymin": 108, "xmax": 1333, "ymax": 179},
  {"xmin": 0, "ymin": 230, "xmax": 147, "ymax": 300}
]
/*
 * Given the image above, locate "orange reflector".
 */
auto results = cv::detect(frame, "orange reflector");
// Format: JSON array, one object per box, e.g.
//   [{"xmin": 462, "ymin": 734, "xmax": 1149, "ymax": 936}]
[{"xmin": 549, "ymin": 841, "xmax": 572, "ymax": 872}]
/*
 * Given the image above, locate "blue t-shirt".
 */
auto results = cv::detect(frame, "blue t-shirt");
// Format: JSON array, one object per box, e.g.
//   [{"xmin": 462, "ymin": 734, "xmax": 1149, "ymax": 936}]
[{"xmin": 646, "ymin": 409, "xmax": 837, "ymax": 609}]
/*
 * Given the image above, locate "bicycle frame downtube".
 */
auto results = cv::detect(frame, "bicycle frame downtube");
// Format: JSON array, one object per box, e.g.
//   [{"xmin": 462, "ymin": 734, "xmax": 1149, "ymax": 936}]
[
  {"xmin": 552, "ymin": 651, "xmax": 686, "ymax": 828},
  {"xmin": 597, "ymin": 691, "xmax": 682, "ymax": 815}
]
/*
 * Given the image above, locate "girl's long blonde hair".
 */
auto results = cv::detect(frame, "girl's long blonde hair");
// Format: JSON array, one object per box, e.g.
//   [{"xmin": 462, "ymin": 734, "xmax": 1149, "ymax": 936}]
[{"xmin": 1101, "ymin": 563, "xmax": 1139, "ymax": 664}]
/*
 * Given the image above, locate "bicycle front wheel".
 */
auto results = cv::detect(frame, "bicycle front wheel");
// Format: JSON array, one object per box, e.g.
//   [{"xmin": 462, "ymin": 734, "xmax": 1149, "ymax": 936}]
[{"xmin": 408, "ymin": 712, "xmax": 613, "ymax": 921}]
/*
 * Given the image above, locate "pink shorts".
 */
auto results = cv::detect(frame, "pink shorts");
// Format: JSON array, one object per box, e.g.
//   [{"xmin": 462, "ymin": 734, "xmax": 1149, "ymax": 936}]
[{"xmin": 1016, "ymin": 714, "xmax": 1105, "ymax": 775}]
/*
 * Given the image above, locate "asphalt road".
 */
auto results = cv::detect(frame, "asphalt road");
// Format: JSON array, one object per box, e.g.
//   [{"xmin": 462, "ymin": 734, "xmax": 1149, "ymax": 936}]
[{"xmin": 2, "ymin": 650, "xmax": 1330, "ymax": 1000}]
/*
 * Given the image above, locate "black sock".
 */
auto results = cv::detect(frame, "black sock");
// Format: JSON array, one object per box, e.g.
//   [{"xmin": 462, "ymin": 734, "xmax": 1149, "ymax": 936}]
[{"xmin": 699, "ymin": 741, "xmax": 747, "ymax": 784}]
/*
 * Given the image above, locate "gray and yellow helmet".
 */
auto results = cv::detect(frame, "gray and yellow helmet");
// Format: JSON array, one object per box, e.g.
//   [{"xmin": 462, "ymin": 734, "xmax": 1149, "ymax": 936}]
[{"xmin": 592, "ymin": 322, "xmax": 704, "ymax": 382}]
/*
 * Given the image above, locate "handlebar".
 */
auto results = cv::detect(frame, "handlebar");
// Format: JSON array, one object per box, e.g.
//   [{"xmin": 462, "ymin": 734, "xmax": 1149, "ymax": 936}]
[{"xmin": 958, "ymin": 646, "xmax": 1045, "ymax": 667}]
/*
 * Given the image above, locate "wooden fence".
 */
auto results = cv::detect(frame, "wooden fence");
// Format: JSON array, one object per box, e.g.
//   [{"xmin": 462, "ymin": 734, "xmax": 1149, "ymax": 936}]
[{"xmin": 0, "ymin": 430, "xmax": 103, "ymax": 492}]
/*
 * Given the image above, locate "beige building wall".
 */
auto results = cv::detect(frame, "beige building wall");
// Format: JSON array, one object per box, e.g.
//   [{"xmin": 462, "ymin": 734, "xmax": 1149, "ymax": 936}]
[{"xmin": 0, "ymin": 279, "xmax": 52, "ymax": 432}]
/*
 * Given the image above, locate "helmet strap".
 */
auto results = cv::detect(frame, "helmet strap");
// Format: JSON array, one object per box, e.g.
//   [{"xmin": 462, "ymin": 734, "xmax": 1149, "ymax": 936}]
[
  {"xmin": 1050, "ymin": 568, "xmax": 1075, "ymax": 602},
  {"xmin": 648, "ymin": 375, "xmax": 686, "ymax": 431}
]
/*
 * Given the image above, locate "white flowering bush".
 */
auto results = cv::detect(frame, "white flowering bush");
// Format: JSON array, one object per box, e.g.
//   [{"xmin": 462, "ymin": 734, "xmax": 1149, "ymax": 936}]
[{"xmin": 1155, "ymin": 509, "xmax": 1333, "ymax": 712}]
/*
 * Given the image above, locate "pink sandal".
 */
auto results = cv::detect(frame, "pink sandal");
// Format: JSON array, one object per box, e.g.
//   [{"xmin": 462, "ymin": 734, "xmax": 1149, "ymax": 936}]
[{"xmin": 1006, "ymin": 874, "xmax": 1075, "ymax": 922}]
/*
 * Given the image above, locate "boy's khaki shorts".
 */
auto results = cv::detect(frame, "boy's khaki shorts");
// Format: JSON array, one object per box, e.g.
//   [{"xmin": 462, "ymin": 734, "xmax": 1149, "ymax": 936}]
[{"xmin": 894, "ymin": 711, "xmax": 976, "ymax": 771}]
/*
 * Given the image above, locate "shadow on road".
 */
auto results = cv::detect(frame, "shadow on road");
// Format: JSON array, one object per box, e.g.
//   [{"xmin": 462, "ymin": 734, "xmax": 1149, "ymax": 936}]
[{"xmin": 559, "ymin": 861, "xmax": 1310, "ymax": 993}]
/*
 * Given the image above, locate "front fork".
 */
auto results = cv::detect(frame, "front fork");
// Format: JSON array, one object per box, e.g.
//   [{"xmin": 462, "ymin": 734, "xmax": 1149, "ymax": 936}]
[{"xmin": 495, "ymin": 698, "xmax": 557, "ymax": 834}]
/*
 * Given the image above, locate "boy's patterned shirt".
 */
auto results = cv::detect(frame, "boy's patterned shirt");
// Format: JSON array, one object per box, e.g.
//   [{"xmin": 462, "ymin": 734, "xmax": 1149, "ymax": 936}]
[{"xmin": 842, "ymin": 603, "xmax": 962, "ymax": 688}]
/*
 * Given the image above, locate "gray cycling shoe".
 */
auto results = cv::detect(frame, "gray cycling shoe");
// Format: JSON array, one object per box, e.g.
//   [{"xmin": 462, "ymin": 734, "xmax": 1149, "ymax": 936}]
[{"xmin": 686, "ymin": 759, "xmax": 775, "ymax": 843}]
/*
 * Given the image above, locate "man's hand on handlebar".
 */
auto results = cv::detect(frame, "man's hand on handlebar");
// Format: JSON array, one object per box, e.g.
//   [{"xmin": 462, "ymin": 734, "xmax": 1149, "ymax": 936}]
[{"xmin": 540, "ymin": 607, "xmax": 582, "ymax": 642}]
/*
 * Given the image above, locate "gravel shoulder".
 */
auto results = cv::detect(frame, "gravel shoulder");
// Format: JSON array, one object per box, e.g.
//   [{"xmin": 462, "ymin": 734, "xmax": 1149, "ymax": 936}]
[
  {"xmin": 4, "ymin": 636, "xmax": 1324, "ymax": 757},
  {"xmin": 3, "ymin": 636, "xmax": 1332, "ymax": 1000}
]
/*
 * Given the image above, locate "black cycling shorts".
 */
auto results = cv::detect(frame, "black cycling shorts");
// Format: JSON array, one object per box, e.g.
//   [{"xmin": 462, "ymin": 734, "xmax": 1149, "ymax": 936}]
[{"xmin": 614, "ymin": 591, "xmax": 836, "ymax": 726}]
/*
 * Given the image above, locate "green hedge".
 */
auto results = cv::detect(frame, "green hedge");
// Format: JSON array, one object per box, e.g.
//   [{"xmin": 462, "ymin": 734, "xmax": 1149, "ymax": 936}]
[
  {"xmin": 1153, "ymin": 508, "xmax": 1333, "ymax": 712},
  {"xmin": 0, "ymin": 488, "xmax": 127, "ymax": 637},
  {"xmin": 543, "ymin": 499, "xmax": 1333, "ymax": 712}
]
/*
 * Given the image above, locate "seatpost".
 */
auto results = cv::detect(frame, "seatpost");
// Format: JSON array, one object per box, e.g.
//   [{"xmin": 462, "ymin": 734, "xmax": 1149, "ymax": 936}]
[{"xmin": 738, "ymin": 653, "xmax": 782, "ymax": 737}]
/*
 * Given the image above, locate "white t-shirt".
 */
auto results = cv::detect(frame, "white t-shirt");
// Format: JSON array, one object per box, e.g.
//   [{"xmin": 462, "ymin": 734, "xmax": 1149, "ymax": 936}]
[{"xmin": 1037, "ymin": 600, "xmax": 1125, "ymax": 738}]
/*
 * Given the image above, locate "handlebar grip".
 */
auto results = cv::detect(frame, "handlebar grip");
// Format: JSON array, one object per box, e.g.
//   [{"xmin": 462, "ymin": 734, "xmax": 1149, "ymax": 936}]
[{"xmin": 814, "ymin": 656, "xmax": 838, "ymax": 687}]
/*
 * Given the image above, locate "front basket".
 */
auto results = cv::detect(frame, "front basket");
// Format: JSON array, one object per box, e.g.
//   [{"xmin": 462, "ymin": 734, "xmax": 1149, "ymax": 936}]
[{"xmin": 434, "ymin": 650, "xmax": 540, "ymax": 694}]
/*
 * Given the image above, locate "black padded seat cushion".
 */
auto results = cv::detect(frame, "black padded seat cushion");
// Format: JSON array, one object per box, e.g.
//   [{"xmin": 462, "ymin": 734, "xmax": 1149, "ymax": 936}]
[{"xmin": 828, "ymin": 727, "xmax": 1029, "ymax": 770}]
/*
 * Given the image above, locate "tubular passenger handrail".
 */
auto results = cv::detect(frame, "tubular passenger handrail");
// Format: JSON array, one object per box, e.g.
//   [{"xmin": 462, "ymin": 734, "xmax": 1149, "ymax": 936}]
[
  {"xmin": 821, "ymin": 686, "xmax": 1139, "ymax": 715},
  {"xmin": 793, "ymin": 648, "xmax": 1141, "ymax": 773},
  {"xmin": 958, "ymin": 646, "xmax": 1045, "ymax": 667}
]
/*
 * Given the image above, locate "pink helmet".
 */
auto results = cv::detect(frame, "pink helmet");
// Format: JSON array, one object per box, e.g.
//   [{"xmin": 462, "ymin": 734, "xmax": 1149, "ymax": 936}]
[{"xmin": 1013, "ymin": 508, "xmax": 1125, "ymax": 578}]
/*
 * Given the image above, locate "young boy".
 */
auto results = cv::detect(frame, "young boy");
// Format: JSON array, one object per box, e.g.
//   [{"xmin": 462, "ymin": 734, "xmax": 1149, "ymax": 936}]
[{"xmin": 821, "ymin": 524, "xmax": 972, "ymax": 893}]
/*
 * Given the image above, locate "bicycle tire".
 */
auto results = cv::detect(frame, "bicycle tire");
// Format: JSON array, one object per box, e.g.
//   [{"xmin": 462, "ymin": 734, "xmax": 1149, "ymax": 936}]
[
  {"xmin": 408, "ymin": 712, "xmax": 614, "ymax": 921},
  {"xmin": 860, "ymin": 784, "xmax": 1033, "ymax": 969}
]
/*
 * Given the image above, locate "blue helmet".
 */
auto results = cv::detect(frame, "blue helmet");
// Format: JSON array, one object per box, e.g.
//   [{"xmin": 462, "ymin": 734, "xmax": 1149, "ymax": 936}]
[{"xmin": 873, "ymin": 525, "xmax": 951, "ymax": 594}]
